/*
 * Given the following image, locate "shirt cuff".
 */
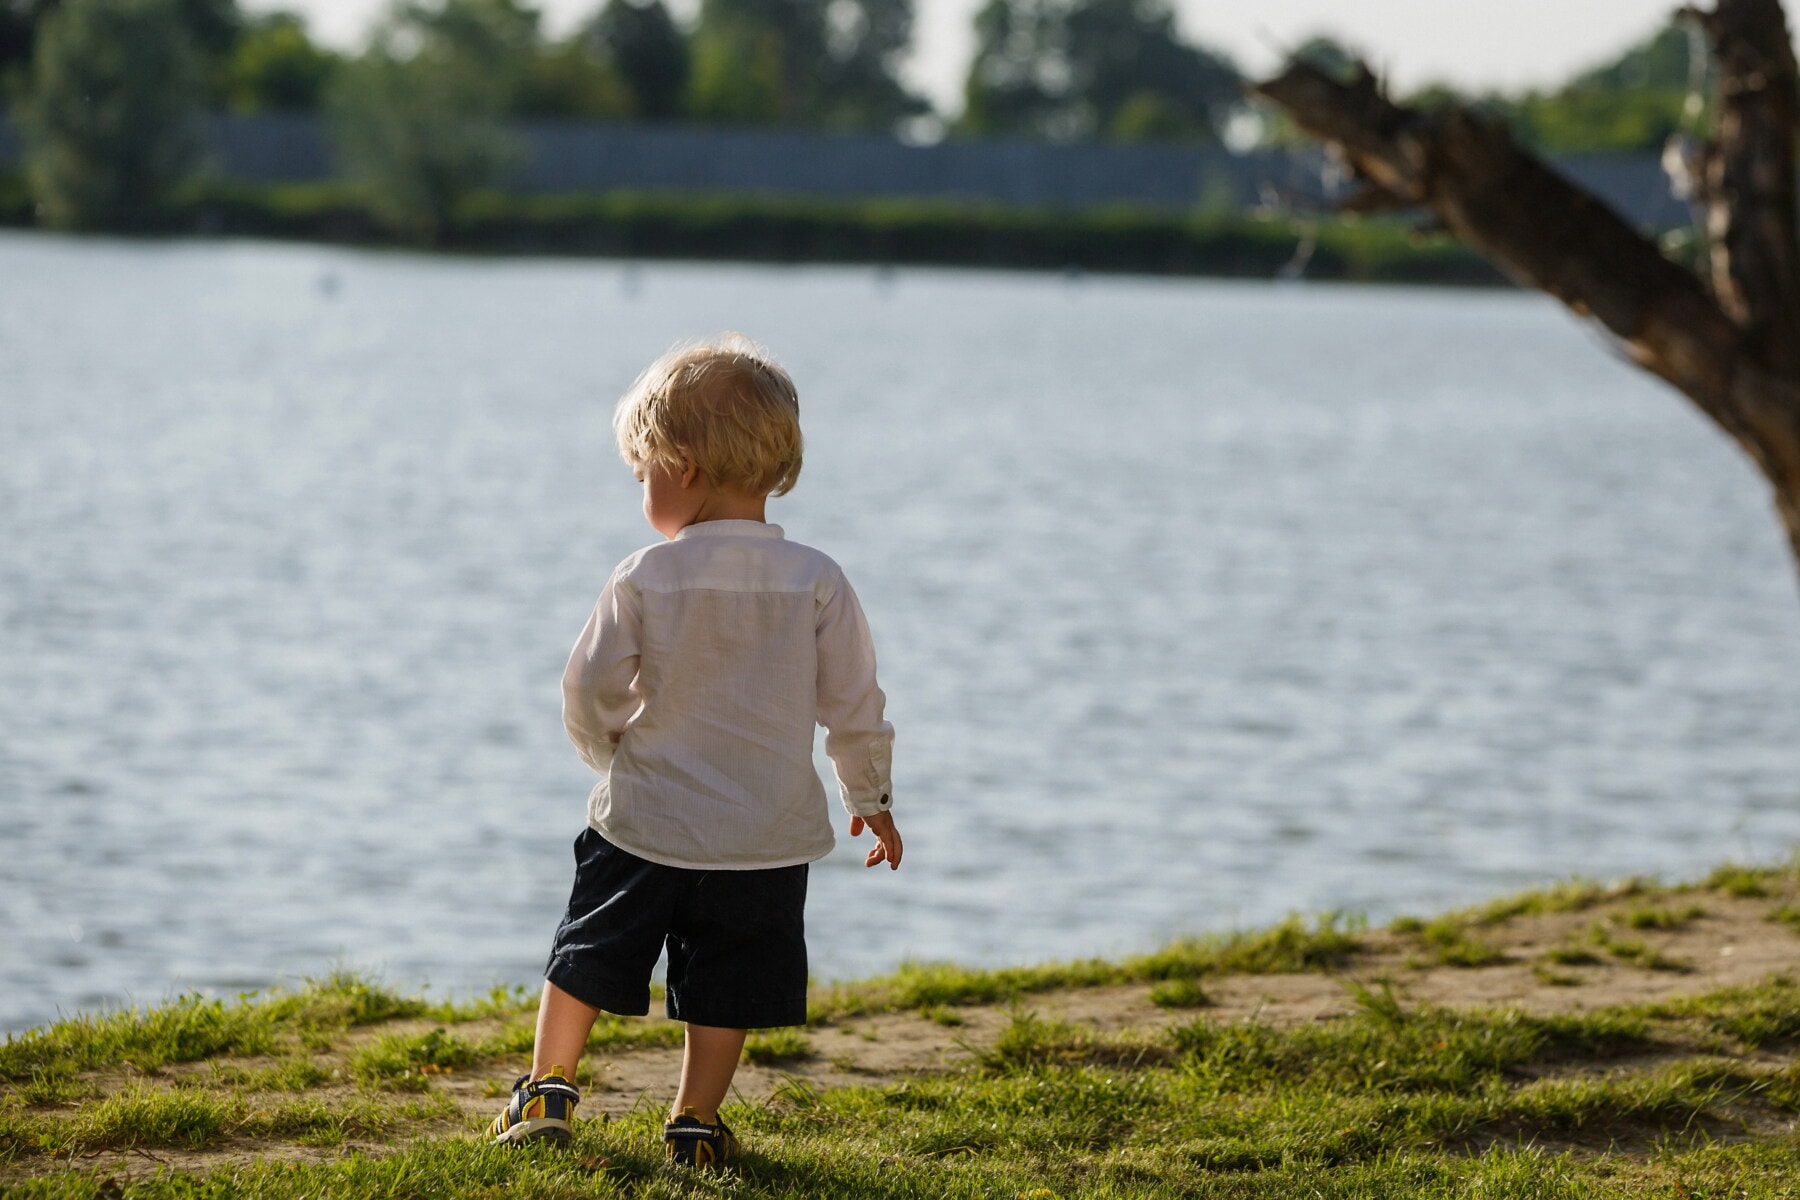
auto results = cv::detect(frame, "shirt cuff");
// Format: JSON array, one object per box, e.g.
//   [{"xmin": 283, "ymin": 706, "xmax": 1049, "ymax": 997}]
[{"xmin": 842, "ymin": 789, "xmax": 893, "ymax": 819}]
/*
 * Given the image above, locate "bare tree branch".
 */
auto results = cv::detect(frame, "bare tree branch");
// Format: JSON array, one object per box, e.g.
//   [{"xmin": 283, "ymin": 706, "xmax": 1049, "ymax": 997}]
[
  {"xmin": 1250, "ymin": 1, "xmax": 1800, "ymax": 580},
  {"xmin": 1252, "ymin": 1, "xmax": 1800, "ymax": 582},
  {"xmin": 1250, "ymin": 62, "xmax": 1746, "ymax": 431}
]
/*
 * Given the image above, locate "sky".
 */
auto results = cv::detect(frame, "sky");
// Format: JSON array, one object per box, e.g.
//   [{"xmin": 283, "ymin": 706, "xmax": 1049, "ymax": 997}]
[{"xmin": 258, "ymin": 0, "xmax": 1698, "ymax": 116}]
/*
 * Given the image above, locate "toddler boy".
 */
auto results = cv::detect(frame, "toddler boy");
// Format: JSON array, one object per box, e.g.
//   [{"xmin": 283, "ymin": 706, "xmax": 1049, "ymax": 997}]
[{"xmin": 488, "ymin": 335, "xmax": 901, "ymax": 1166}]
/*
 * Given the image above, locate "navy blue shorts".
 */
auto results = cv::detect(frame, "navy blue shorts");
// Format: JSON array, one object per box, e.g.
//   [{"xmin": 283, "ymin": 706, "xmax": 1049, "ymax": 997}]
[{"xmin": 544, "ymin": 827, "xmax": 810, "ymax": 1029}]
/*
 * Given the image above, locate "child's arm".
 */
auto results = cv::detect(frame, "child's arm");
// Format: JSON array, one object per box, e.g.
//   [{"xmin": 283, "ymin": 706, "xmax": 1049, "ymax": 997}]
[
  {"xmin": 816, "ymin": 572, "xmax": 900, "ymax": 869},
  {"xmin": 561, "ymin": 568, "xmax": 641, "ymax": 772}
]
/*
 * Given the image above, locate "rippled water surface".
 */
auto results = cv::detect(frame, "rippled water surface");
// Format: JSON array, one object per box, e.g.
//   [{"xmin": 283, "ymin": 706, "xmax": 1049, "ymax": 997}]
[{"xmin": 5, "ymin": 233, "xmax": 1799, "ymax": 1032}]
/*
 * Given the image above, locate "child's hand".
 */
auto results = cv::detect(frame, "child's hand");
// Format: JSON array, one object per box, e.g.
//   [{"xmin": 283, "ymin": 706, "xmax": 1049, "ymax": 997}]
[{"xmin": 849, "ymin": 812, "xmax": 902, "ymax": 870}]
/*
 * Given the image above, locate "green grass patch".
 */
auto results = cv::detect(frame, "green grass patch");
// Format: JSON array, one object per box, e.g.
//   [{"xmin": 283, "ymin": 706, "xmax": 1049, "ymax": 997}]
[
  {"xmin": 420, "ymin": 982, "xmax": 539, "ymax": 1024},
  {"xmin": 200, "ymin": 1057, "xmax": 333, "ymax": 1092},
  {"xmin": 978, "ymin": 1011, "xmax": 1175, "ymax": 1073},
  {"xmin": 814, "ymin": 913, "xmax": 1364, "ymax": 1019},
  {"xmin": 1170, "ymin": 1002, "xmax": 1644, "ymax": 1099},
  {"xmin": 29, "ymin": 1085, "xmax": 233, "ymax": 1152},
  {"xmin": 0, "ymin": 994, "xmax": 278, "ymax": 1081},
  {"xmin": 349, "ymin": 1027, "xmax": 478, "ymax": 1090},
  {"xmin": 1649, "ymin": 977, "xmax": 1800, "ymax": 1049},
  {"xmin": 1618, "ymin": 903, "xmax": 1706, "ymax": 931},
  {"xmin": 1464, "ymin": 877, "xmax": 1636, "ymax": 924},
  {"xmin": 583, "ymin": 1013, "xmax": 684, "ymax": 1052},
  {"xmin": 0, "ymin": 972, "xmax": 435, "ymax": 1084},
  {"xmin": 4, "ymin": 1086, "xmax": 458, "ymax": 1156},
  {"xmin": 1532, "ymin": 964, "xmax": 1584, "ymax": 987},
  {"xmin": 1707, "ymin": 863, "xmax": 1775, "ymax": 898},
  {"xmin": 1148, "ymin": 978, "xmax": 1213, "ymax": 1009},
  {"xmin": 9, "ymin": 1135, "xmax": 1800, "ymax": 1199},
  {"xmin": 1590, "ymin": 924, "xmax": 1691, "ymax": 973},
  {"xmin": 744, "ymin": 1028, "xmax": 813, "ymax": 1065},
  {"xmin": 474, "ymin": 1010, "xmax": 683, "ymax": 1060},
  {"xmin": 1543, "ymin": 943, "xmax": 1604, "ymax": 966},
  {"xmin": 1176, "ymin": 912, "xmax": 1367, "ymax": 975},
  {"xmin": 1410, "ymin": 916, "xmax": 1510, "ymax": 968},
  {"xmin": 1392, "ymin": 876, "xmax": 1681, "ymax": 972}
]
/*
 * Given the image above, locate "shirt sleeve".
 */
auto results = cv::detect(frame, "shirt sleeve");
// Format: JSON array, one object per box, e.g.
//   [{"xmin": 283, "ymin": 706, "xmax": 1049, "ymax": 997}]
[
  {"xmin": 816, "ymin": 571, "xmax": 895, "ymax": 819},
  {"xmin": 562, "ymin": 566, "xmax": 642, "ymax": 774}
]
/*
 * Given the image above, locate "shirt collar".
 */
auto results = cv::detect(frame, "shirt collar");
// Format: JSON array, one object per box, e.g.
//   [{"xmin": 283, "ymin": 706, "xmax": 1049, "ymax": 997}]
[{"xmin": 674, "ymin": 520, "xmax": 784, "ymax": 541}]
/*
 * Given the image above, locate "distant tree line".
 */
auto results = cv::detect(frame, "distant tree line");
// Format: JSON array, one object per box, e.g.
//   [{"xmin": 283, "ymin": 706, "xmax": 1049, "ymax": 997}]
[
  {"xmin": 1, "ymin": 0, "xmax": 1705, "ymax": 143},
  {"xmin": 0, "ymin": 0, "xmax": 1708, "ymax": 237}
]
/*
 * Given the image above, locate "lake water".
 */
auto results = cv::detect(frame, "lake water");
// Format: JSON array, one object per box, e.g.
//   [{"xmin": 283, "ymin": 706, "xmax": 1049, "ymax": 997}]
[{"xmin": 4, "ymin": 233, "xmax": 1799, "ymax": 1034}]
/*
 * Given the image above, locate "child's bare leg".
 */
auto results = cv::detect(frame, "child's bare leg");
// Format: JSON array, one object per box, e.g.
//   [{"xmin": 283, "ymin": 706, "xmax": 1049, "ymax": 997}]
[
  {"xmin": 670, "ymin": 1024, "xmax": 747, "ymax": 1121},
  {"xmin": 531, "ymin": 981, "xmax": 599, "ymax": 1079}
]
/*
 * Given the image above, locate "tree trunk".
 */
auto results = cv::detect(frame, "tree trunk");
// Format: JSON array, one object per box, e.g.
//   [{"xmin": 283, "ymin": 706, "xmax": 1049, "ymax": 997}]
[{"xmin": 1251, "ymin": 0, "xmax": 1800, "ymax": 581}]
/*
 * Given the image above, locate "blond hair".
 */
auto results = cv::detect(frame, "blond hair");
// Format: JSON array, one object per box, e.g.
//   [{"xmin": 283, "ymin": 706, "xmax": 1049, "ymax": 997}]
[{"xmin": 613, "ymin": 334, "xmax": 803, "ymax": 497}]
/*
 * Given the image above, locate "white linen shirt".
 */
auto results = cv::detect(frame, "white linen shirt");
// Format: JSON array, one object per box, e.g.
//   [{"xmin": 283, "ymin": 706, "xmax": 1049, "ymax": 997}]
[{"xmin": 562, "ymin": 520, "xmax": 895, "ymax": 869}]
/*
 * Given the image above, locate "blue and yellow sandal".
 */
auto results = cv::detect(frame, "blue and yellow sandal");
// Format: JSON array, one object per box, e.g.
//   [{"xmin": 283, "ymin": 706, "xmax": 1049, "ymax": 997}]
[
  {"xmin": 663, "ymin": 1107, "xmax": 738, "ymax": 1166},
  {"xmin": 489, "ymin": 1066, "xmax": 580, "ymax": 1145}
]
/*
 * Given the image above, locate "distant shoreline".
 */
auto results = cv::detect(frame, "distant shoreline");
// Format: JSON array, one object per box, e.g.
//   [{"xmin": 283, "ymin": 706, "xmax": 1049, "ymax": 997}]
[{"xmin": 0, "ymin": 173, "xmax": 1514, "ymax": 287}]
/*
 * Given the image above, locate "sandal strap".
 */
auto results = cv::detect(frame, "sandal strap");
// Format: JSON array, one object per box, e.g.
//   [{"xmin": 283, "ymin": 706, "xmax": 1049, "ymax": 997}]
[{"xmin": 667, "ymin": 1119, "xmax": 722, "ymax": 1132}]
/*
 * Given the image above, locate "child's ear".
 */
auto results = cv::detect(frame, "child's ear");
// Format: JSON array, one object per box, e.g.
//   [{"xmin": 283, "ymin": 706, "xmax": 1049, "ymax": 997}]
[{"xmin": 677, "ymin": 449, "xmax": 700, "ymax": 490}]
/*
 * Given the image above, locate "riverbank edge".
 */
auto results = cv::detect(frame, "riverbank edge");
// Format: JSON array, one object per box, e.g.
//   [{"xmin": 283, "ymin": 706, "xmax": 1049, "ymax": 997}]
[
  {"xmin": 0, "ymin": 169, "xmax": 1511, "ymax": 285},
  {"xmin": 3, "ymin": 855, "xmax": 1798, "ymax": 1198}
]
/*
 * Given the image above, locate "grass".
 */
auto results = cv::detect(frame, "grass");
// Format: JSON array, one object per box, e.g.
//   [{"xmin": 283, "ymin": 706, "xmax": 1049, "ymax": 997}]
[
  {"xmin": 1381, "ymin": 868, "xmax": 1794, "ymax": 976},
  {"xmin": 1414, "ymin": 917, "xmax": 1510, "ymax": 967},
  {"xmin": 1618, "ymin": 903, "xmax": 1706, "ymax": 931},
  {"xmin": 1589, "ymin": 924, "xmax": 1692, "ymax": 973},
  {"xmin": 1706, "ymin": 864, "xmax": 1774, "ymax": 898},
  {"xmin": 1386, "ymin": 882, "xmax": 1643, "ymax": 969},
  {"xmin": 1464, "ymin": 877, "xmax": 1641, "ymax": 923},
  {"xmin": 809, "ymin": 911, "xmax": 1365, "ymax": 1020},
  {"xmin": 1147, "ymin": 978, "xmax": 1213, "ymax": 1009},
  {"xmin": 1169, "ymin": 1002, "xmax": 1649, "ymax": 1100},
  {"xmin": 1531, "ymin": 964, "xmax": 1584, "ymax": 987},
  {"xmin": 472, "ymin": 1011, "xmax": 683, "ymax": 1061},
  {"xmin": 1647, "ymin": 977, "xmax": 1800, "ymax": 1049},
  {"xmin": 977, "ymin": 1010, "xmax": 1176, "ymax": 1073},
  {"xmin": 743, "ymin": 1029, "xmax": 812, "ymax": 1065},
  {"xmin": 2, "ymin": 1083, "xmax": 460, "ymax": 1157},
  {"xmin": 5, "ymin": 858, "xmax": 1800, "ymax": 1196},
  {"xmin": 0, "ymin": 972, "xmax": 429, "ymax": 1084},
  {"xmin": 349, "ymin": 1028, "xmax": 479, "ymax": 1090},
  {"xmin": 1389, "ymin": 878, "xmax": 1646, "ymax": 936}
]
